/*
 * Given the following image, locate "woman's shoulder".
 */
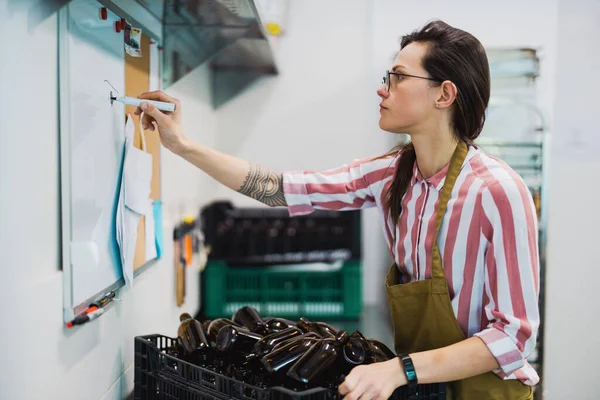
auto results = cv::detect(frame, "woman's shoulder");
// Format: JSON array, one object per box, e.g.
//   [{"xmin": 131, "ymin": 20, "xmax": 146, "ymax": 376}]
[
  {"xmin": 466, "ymin": 146, "xmax": 532, "ymax": 208},
  {"xmin": 352, "ymin": 150, "xmax": 401, "ymax": 180},
  {"xmin": 467, "ymin": 146, "xmax": 529, "ymax": 188},
  {"xmin": 358, "ymin": 150, "xmax": 401, "ymax": 166}
]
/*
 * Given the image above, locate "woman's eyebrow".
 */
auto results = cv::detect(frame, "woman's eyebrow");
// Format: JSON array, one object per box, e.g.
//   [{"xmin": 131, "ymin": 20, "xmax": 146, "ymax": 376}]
[{"xmin": 391, "ymin": 65, "xmax": 407, "ymax": 73}]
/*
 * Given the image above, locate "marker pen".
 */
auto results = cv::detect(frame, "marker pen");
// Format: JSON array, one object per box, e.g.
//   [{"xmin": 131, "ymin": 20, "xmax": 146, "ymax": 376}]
[
  {"xmin": 66, "ymin": 308, "xmax": 105, "ymax": 328},
  {"xmin": 110, "ymin": 94, "xmax": 175, "ymax": 112}
]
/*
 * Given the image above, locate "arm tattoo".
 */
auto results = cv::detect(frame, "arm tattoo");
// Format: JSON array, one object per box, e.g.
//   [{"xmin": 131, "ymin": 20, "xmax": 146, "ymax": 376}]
[{"xmin": 238, "ymin": 163, "xmax": 287, "ymax": 207}]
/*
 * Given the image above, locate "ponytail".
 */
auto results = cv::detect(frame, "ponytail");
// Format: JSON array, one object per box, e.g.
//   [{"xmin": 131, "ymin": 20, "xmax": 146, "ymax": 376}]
[{"xmin": 386, "ymin": 143, "xmax": 416, "ymax": 230}]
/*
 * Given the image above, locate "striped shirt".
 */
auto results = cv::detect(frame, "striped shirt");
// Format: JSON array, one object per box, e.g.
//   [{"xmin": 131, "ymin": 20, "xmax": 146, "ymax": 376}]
[{"xmin": 283, "ymin": 145, "xmax": 540, "ymax": 386}]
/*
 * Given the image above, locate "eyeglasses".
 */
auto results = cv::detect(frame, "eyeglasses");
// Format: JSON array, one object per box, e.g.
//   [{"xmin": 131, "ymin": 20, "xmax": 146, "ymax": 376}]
[{"xmin": 382, "ymin": 70, "xmax": 442, "ymax": 92}]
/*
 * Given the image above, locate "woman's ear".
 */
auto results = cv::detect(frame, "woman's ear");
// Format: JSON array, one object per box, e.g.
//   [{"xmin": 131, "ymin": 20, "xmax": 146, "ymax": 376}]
[{"xmin": 435, "ymin": 81, "xmax": 458, "ymax": 109}]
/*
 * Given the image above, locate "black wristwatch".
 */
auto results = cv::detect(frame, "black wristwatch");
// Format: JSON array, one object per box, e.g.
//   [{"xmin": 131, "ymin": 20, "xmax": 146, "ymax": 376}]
[{"xmin": 399, "ymin": 354, "xmax": 419, "ymax": 398}]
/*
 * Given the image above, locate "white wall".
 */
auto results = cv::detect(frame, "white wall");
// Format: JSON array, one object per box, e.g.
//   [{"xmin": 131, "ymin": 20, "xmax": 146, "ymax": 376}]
[
  {"xmin": 214, "ymin": 0, "xmax": 392, "ymax": 306},
  {"xmin": 543, "ymin": 0, "xmax": 600, "ymax": 398},
  {"xmin": 0, "ymin": 2, "xmax": 218, "ymax": 399}
]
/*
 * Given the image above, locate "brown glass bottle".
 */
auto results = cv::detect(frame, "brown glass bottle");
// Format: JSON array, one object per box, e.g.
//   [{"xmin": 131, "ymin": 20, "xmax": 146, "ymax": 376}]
[
  {"xmin": 350, "ymin": 331, "xmax": 395, "ymax": 363},
  {"xmin": 251, "ymin": 326, "xmax": 303, "ymax": 357},
  {"xmin": 215, "ymin": 326, "xmax": 270, "ymax": 388},
  {"xmin": 367, "ymin": 338, "xmax": 396, "ymax": 361},
  {"xmin": 296, "ymin": 317, "xmax": 337, "ymax": 338},
  {"xmin": 286, "ymin": 330, "xmax": 349, "ymax": 384},
  {"xmin": 326, "ymin": 337, "xmax": 366, "ymax": 388},
  {"xmin": 264, "ymin": 317, "xmax": 297, "ymax": 334},
  {"xmin": 321, "ymin": 338, "xmax": 367, "ymax": 392},
  {"xmin": 341, "ymin": 337, "xmax": 366, "ymax": 367},
  {"xmin": 216, "ymin": 325, "xmax": 263, "ymax": 354},
  {"xmin": 232, "ymin": 306, "xmax": 268, "ymax": 335},
  {"xmin": 261, "ymin": 333, "xmax": 321, "ymax": 374},
  {"xmin": 177, "ymin": 313, "xmax": 210, "ymax": 355},
  {"xmin": 206, "ymin": 318, "xmax": 244, "ymax": 344},
  {"xmin": 270, "ymin": 332, "xmax": 320, "ymax": 353}
]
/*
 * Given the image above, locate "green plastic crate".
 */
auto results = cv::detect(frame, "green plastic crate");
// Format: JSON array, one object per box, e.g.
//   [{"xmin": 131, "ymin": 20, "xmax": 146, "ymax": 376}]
[{"xmin": 202, "ymin": 260, "xmax": 362, "ymax": 320}]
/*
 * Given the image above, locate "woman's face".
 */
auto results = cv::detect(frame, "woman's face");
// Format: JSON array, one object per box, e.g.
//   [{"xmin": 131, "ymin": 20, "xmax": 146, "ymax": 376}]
[{"xmin": 377, "ymin": 42, "xmax": 439, "ymax": 134}]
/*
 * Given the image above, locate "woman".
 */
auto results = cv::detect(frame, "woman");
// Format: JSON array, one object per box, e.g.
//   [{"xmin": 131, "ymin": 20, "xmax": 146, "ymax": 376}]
[{"xmin": 136, "ymin": 20, "xmax": 539, "ymax": 400}]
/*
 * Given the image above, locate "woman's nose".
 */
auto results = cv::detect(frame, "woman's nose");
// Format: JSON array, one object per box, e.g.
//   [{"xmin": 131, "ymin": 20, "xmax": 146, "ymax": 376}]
[{"xmin": 376, "ymin": 84, "xmax": 389, "ymax": 99}]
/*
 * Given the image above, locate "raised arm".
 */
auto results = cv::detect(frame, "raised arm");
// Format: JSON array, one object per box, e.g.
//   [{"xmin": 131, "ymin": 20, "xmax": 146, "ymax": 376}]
[
  {"xmin": 136, "ymin": 91, "xmax": 286, "ymax": 207},
  {"xmin": 181, "ymin": 143, "xmax": 287, "ymax": 207}
]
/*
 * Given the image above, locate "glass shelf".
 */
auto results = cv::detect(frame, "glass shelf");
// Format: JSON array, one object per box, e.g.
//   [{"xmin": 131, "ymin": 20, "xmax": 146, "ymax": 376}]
[{"xmin": 161, "ymin": 0, "xmax": 278, "ymax": 105}]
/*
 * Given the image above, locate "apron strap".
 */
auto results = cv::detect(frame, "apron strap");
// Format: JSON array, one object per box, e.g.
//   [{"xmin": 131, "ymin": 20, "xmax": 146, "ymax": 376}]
[{"xmin": 431, "ymin": 141, "xmax": 469, "ymax": 279}]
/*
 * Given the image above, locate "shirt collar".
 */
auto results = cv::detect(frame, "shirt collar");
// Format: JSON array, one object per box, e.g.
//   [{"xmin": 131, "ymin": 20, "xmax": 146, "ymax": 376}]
[
  {"xmin": 410, "ymin": 162, "xmax": 420, "ymax": 186},
  {"xmin": 410, "ymin": 145, "xmax": 477, "ymax": 191}
]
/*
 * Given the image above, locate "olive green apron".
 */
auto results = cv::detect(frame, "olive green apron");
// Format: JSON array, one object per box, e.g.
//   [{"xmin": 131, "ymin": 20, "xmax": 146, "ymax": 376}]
[{"xmin": 385, "ymin": 141, "xmax": 532, "ymax": 400}]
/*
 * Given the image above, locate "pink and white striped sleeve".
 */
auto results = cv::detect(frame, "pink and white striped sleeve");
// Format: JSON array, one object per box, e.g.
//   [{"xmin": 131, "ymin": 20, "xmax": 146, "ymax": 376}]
[
  {"xmin": 282, "ymin": 155, "xmax": 396, "ymax": 217},
  {"xmin": 475, "ymin": 179, "xmax": 540, "ymax": 382}
]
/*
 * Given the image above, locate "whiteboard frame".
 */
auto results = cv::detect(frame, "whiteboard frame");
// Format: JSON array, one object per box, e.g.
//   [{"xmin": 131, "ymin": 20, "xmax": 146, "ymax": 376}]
[{"xmin": 58, "ymin": 4, "xmax": 160, "ymax": 323}]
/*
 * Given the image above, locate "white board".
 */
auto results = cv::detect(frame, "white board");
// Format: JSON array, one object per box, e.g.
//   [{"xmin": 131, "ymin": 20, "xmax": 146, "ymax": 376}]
[{"xmin": 59, "ymin": 0, "xmax": 126, "ymax": 321}]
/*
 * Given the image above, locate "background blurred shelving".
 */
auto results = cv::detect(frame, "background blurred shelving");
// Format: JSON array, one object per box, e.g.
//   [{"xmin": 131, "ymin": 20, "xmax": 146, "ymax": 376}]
[{"xmin": 476, "ymin": 48, "xmax": 548, "ymax": 398}]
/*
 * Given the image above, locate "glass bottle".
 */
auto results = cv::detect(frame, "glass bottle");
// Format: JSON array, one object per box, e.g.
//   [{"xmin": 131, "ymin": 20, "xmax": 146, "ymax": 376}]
[
  {"xmin": 206, "ymin": 318, "xmax": 244, "ymax": 345},
  {"xmin": 367, "ymin": 338, "xmax": 396, "ymax": 361},
  {"xmin": 177, "ymin": 313, "xmax": 210, "ymax": 354},
  {"xmin": 286, "ymin": 330, "xmax": 349, "ymax": 384},
  {"xmin": 216, "ymin": 326, "xmax": 270, "ymax": 387},
  {"xmin": 216, "ymin": 325, "xmax": 263, "ymax": 354},
  {"xmin": 270, "ymin": 332, "xmax": 320, "ymax": 354},
  {"xmin": 296, "ymin": 317, "xmax": 338, "ymax": 338},
  {"xmin": 251, "ymin": 326, "xmax": 303, "ymax": 357},
  {"xmin": 350, "ymin": 331, "xmax": 396, "ymax": 363},
  {"xmin": 232, "ymin": 306, "xmax": 268, "ymax": 335},
  {"xmin": 201, "ymin": 319, "xmax": 212, "ymax": 333},
  {"xmin": 261, "ymin": 333, "xmax": 321, "ymax": 374},
  {"xmin": 177, "ymin": 313, "xmax": 211, "ymax": 366},
  {"xmin": 327, "ymin": 337, "xmax": 366, "ymax": 387},
  {"xmin": 264, "ymin": 317, "xmax": 297, "ymax": 334}
]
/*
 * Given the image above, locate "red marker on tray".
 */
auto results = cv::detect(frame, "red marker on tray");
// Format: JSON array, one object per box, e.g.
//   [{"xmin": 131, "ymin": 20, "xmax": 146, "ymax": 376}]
[{"xmin": 66, "ymin": 308, "xmax": 104, "ymax": 328}]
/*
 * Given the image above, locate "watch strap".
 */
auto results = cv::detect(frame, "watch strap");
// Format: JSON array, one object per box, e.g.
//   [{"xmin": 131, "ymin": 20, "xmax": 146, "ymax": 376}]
[{"xmin": 399, "ymin": 354, "xmax": 418, "ymax": 398}]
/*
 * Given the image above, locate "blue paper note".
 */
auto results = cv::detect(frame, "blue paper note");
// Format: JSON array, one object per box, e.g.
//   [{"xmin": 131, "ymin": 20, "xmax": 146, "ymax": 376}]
[{"xmin": 153, "ymin": 200, "xmax": 164, "ymax": 258}]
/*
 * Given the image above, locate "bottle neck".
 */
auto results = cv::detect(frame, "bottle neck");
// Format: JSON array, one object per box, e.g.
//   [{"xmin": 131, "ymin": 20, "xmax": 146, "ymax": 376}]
[
  {"xmin": 180, "ymin": 313, "xmax": 193, "ymax": 322},
  {"xmin": 297, "ymin": 317, "xmax": 311, "ymax": 332},
  {"xmin": 335, "ymin": 330, "xmax": 349, "ymax": 344}
]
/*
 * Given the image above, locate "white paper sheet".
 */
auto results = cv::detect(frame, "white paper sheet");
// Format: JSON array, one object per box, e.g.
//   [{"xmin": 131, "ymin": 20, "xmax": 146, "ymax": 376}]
[{"xmin": 116, "ymin": 116, "xmax": 153, "ymax": 287}]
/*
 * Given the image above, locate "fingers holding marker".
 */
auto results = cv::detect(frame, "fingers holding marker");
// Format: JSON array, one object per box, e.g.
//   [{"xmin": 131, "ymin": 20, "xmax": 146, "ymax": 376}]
[
  {"xmin": 138, "ymin": 91, "xmax": 181, "ymax": 113},
  {"xmin": 138, "ymin": 90, "xmax": 176, "ymax": 103},
  {"xmin": 139, "ymin": 102, "xmax": 166, "ymax": 131}
]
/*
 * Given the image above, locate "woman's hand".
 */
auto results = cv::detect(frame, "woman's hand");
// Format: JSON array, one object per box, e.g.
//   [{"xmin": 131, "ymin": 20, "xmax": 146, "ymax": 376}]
[
  {"xmin": 134, "ymin": 90, "xmax": 187, "ymax": 154},
  {"xmin": 338, "ymin": 358, "xmax": 406, "ymax": 400}
]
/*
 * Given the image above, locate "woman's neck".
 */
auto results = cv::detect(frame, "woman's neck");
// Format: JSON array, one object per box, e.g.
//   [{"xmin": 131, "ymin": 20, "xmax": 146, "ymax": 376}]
[{"xmin": 411, "ymin": 132, "xmax": 459, "ymax": 180}]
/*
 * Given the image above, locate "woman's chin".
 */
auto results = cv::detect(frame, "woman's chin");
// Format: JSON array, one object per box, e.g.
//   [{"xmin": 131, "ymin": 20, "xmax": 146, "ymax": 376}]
[
  {"xmin": 378, "ymin": 119, "xmax": 403, "ymax": 134},
  {"xmin": 378, "ymin": 118, "xmax": 390, "ymax": 131}
]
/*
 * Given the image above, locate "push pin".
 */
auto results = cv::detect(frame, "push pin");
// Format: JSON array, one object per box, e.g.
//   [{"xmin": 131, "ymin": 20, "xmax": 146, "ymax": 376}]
[{"xmin": 105, "ymin": 80, "xmax": 175, "ymax": 112}]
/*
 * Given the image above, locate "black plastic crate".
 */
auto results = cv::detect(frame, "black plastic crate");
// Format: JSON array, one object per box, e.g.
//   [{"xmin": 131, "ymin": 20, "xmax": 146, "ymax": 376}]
[
  {"xmin": 199, "ymin": 201, "xmax": 362, "ymax": 265},
  {"xmin": 134, "ymin": 334, "xmax": 446, "ymax": 400},
  {"xmin": 136, "ymin": 371, "xmax": 227, "ymax": 400}
]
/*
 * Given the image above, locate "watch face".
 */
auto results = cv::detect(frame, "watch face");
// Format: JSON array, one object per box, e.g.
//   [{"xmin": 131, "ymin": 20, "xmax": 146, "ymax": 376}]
[{"xmin": 400, "ymin": 355, "xmax": 418, "ymax": 385}]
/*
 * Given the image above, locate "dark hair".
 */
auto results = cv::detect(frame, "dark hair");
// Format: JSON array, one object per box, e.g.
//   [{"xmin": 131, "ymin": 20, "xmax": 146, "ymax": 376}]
[{"xmin": 385, "ymin": 20, "xmax": 490, "ymax": 229}]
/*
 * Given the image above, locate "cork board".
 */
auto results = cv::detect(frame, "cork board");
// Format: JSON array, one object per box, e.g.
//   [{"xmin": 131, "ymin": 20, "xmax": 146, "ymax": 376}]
[{"xmin": 124, "ymin": 34, "xmax": 162, "ymax": 271}]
